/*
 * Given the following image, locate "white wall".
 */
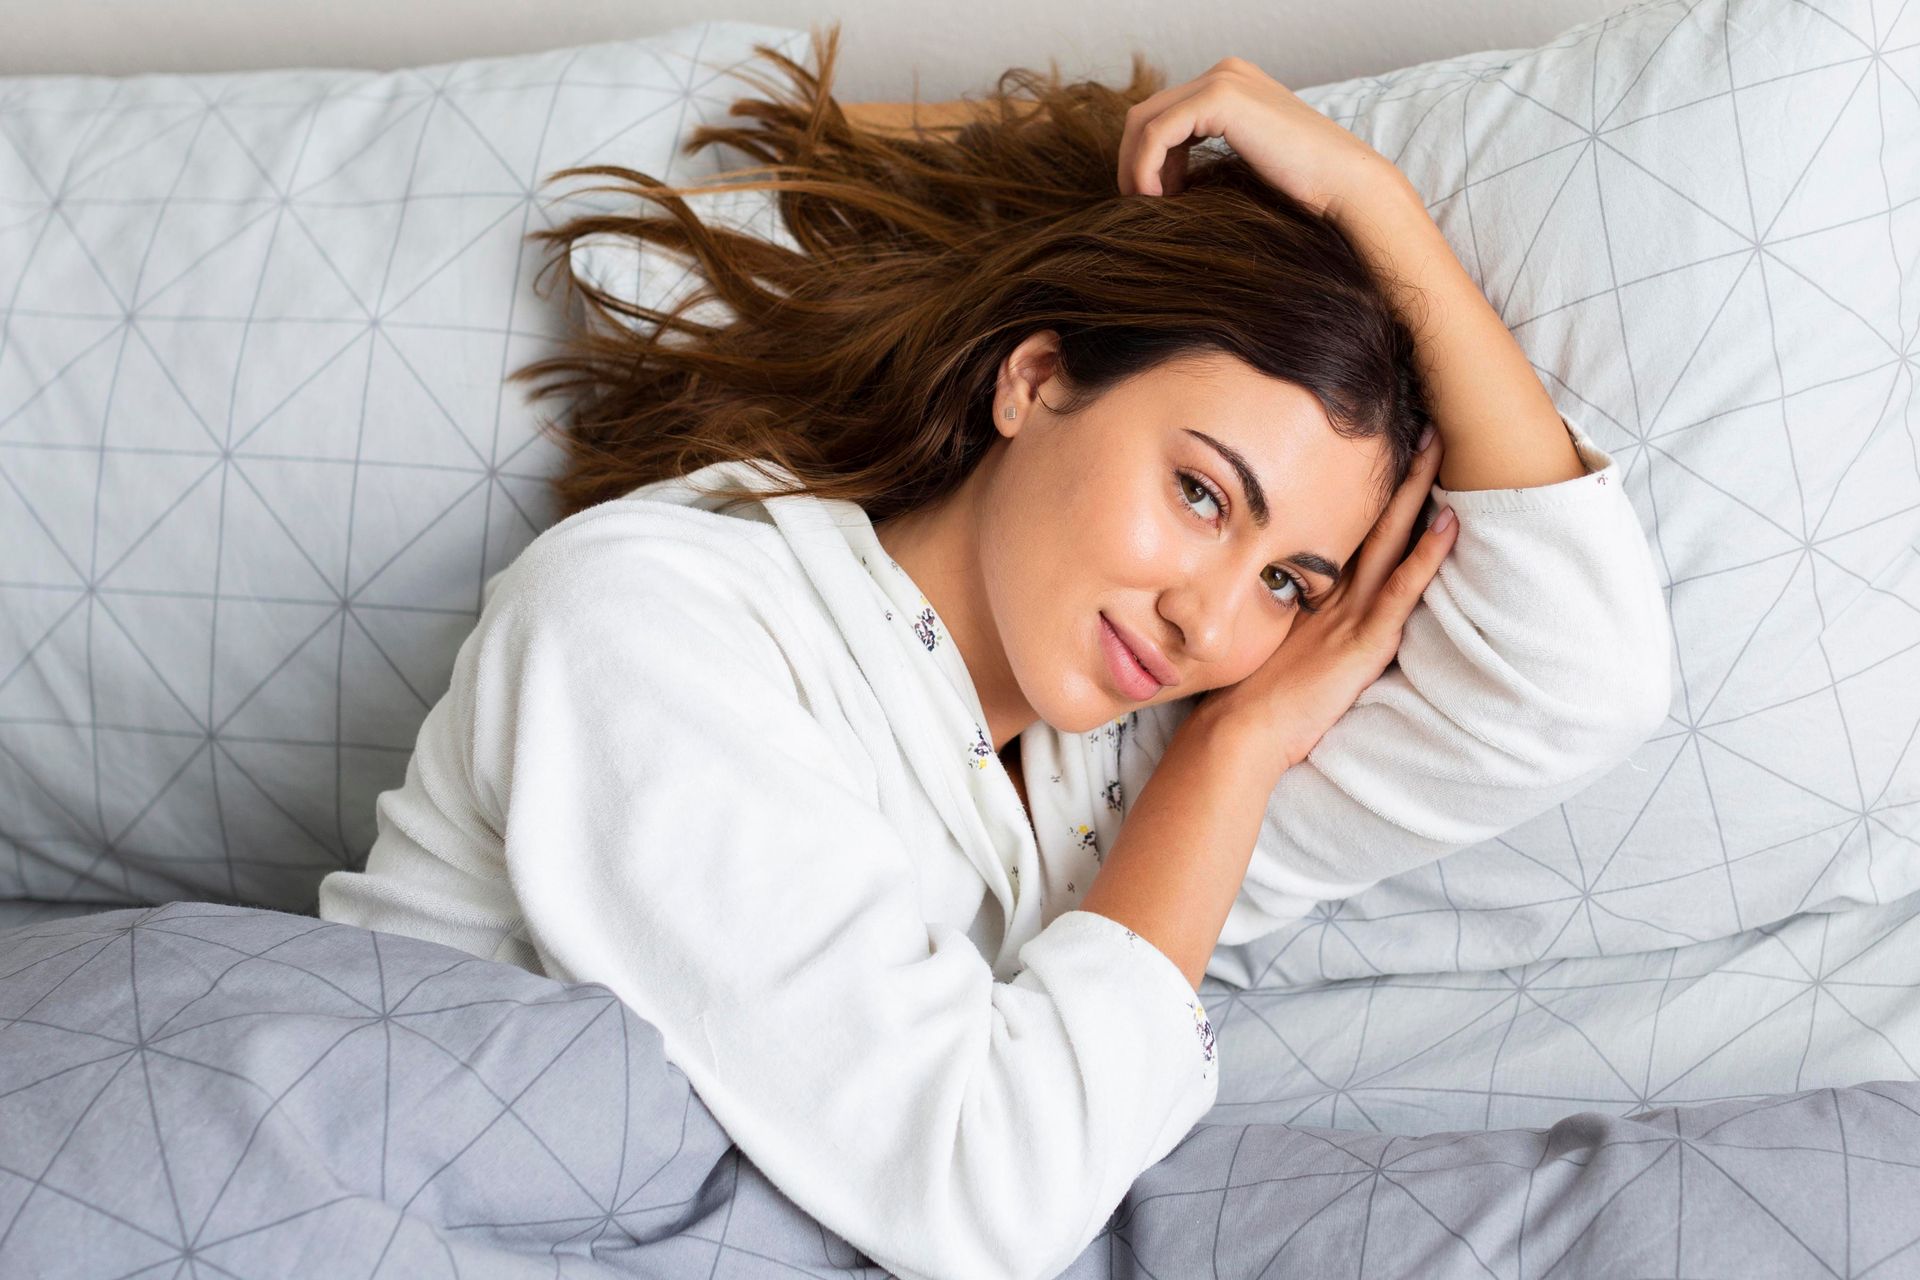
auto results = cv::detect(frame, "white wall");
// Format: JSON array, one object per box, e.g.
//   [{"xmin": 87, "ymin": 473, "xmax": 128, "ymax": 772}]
[{"xmin": 0, "ymin": 0, "xmax": 1623, "ymax": 97}]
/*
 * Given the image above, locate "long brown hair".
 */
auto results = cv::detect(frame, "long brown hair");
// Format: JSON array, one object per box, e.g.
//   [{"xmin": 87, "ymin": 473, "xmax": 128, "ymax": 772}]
[{"xmin": 510, "ymin": 22, "xmax": 1433, "ymax": 528}]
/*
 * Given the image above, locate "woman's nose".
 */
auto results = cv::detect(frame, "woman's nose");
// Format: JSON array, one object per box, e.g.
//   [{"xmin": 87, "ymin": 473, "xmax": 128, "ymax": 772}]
[{"xmin": 1160, "ymin": 575, "xmax": 1240, "ymax": 668}]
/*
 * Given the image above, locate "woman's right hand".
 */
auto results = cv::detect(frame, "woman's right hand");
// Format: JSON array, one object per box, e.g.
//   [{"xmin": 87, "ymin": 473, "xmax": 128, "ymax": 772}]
[{"xmin": 1191, "ymin": 425, "xmax": 1459, "ymax": 768}]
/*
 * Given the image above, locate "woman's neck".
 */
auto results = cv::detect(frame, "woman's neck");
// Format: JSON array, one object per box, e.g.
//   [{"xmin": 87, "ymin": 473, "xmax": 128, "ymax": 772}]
[{"xmin": 872, "ymin": 480, "xmax": 1035, "ymax": 753}]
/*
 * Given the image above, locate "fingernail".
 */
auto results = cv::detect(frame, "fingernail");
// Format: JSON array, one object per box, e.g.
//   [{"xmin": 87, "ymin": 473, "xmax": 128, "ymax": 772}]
[
  {"xmin": 1433, "ymin": 506, "xmax": 1456, "ymax": 532},
  {"xmin": 1418, "ymin": 424, "xmax": 1436, "ymax": 451}
]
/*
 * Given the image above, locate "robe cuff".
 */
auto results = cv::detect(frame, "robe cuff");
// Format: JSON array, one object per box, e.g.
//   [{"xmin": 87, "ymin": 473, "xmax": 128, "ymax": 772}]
[{"xmin": 1430, "ymin": 413, "xmax": 1624, "ymax": 515}]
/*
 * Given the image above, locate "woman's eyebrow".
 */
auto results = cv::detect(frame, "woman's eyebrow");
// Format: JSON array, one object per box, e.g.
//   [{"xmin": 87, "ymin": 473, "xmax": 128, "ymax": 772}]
[{"xmin": 1182, "ymin": 428, "xmax": 1345, "ymax": 587}]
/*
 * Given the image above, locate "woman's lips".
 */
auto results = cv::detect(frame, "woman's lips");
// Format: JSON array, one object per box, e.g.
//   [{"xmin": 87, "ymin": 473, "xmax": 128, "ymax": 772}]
[{"xmin": 1100, "ymin": 612, "xmax": 1163, "ymax": 701}]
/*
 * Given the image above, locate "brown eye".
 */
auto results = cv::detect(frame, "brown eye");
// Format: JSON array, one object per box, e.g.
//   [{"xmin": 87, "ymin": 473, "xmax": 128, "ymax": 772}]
[
  {"xmin": 1174, "ymin": 469, "xmax": 1223, "ymax": 521},
  {"xmin": 1262, "ymin": 566, "xmax": 1304, "ymax": 605}
]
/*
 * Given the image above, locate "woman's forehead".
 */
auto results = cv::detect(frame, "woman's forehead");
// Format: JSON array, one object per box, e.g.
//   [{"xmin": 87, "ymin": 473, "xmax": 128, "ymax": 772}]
[{"xmin": 1134, "ymin": 359, "xmax": 1383, "ymax": 474}]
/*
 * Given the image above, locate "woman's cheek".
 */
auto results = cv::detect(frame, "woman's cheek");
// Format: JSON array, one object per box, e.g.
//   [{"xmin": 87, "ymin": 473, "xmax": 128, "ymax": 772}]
[{"xmin": 1111, "ymin": 492, "xmax": 1180, "ymax": 569}]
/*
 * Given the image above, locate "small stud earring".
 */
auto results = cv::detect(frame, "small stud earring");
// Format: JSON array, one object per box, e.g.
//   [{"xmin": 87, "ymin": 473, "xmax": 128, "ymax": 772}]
[{"xmin": 1002, "ymin": 406, "xmax": 1016, "ymax": 420}]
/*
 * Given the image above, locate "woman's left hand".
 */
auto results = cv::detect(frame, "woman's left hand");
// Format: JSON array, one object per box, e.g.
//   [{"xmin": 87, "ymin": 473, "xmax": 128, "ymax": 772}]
[{"xmin": 1116, "ymin": 56, "xmax": 1399, "ymax": 216}]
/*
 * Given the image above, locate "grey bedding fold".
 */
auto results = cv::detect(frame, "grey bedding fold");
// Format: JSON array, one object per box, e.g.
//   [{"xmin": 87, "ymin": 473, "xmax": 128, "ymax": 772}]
[{"xmin": 1, "ymin": 902, "xmax": 1910, "ymax": 1279}]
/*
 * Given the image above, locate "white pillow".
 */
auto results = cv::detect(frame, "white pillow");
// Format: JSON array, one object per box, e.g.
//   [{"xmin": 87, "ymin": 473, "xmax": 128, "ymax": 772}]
[
  {"xmin": 0, "ymin": 21, "xmax": 810, "ymax": 910},
  {"xmin": 573, "ymin": 0, "xmax": 1920, "ymax": 981}
]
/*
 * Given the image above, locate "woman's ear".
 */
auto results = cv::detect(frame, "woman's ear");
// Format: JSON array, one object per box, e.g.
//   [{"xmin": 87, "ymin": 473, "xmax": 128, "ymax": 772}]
[{"xmin": 996, "ymin": 330, "xmax": 1064, "ymax": 437}]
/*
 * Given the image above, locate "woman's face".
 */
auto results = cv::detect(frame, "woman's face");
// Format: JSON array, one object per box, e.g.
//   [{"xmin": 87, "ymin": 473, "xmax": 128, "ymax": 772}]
[
  {"xmin": 990, "ymin": 330, "xmax": 1394, "ymax": 740},
  {"xmin": 875, "ymin": 329, "xmax": 1394, "ymax": 749}
]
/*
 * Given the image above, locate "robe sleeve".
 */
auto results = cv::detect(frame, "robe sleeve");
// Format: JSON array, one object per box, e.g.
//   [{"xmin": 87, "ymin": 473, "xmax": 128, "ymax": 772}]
[
  {"xmin": 1142, "ymin": 414, "xmax": 1674, "ymax": 964},
  {"xmin": 460, "ymin": 506, "xmax": 1219, "ymax": 1280}
]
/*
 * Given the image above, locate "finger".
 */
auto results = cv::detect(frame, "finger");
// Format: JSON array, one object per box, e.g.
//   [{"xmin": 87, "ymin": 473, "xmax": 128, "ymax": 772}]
[
  {"xmin": 1117, "ymin": 84, "xmax": 1191, "ymax": 194},
  {"xmin": 1125, "ymin": 84, "xmax": 1219, "ymax": 196},
  {"xmin": 1116, "ymin": 104, "xmax": 1144, "ymax": 195},
  {"xmin": 1367, "ymin": 501, "xmax": 1458, "ymax": 637},
  {"xmin": 1162, "ymin": 141, "xmax": 1191, "ymax": 196},
  {"xmin": 1345, "ymin": 429, "xmax": 1445, "ymax": 601},
  {"xmin": 1133, "ymin": 98, "xmax": 1214, "ymax": 197}
]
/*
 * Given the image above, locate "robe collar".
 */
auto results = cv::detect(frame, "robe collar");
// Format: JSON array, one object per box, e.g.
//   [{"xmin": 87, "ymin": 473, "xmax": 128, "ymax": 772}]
[{"xmin": 624, "ymin": 458, "xmax": 1068, "ymax": 969}]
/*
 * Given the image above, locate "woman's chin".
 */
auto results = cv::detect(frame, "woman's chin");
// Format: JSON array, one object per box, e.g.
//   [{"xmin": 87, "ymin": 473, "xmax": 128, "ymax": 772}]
[
  {"xmin": 1059, "ymin": 695, "xmax": 1144, "ymax": 735},
  {"xmin": 1019, "ymin": 661, "xmax": 1157, "ymax": 736},
  {"xmin": 1019, "ymin": 693, "xmax": 1103, "ymax": 738}
]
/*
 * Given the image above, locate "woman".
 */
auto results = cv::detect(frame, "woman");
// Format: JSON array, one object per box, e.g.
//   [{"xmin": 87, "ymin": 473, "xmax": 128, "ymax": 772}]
[{"xmin": 317, "ymin": 25, "xmax": 1671, "ymax": 1280}]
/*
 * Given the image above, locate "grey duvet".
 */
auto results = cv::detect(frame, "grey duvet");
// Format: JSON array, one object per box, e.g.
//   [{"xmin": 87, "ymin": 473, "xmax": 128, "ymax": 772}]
[{"xmin": 2, "ymin": 903, "xmax": 1914, "ymax": 1279}]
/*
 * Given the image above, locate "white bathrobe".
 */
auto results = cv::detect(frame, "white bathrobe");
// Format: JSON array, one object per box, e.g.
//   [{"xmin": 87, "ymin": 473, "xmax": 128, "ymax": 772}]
[{"xmin": 318, "ymin": 413, "xmax": 1671, "ymax": 1280}]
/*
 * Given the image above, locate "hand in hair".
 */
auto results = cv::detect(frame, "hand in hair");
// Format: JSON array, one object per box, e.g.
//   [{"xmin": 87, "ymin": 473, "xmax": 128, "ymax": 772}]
[
  {"xmin": 1116, "ymin": 55, "xmax": 1398, "ymax": 216},
  {"xmin": 1191, "ymin": 425, "xmax": 1459, "ymax": 770}
]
